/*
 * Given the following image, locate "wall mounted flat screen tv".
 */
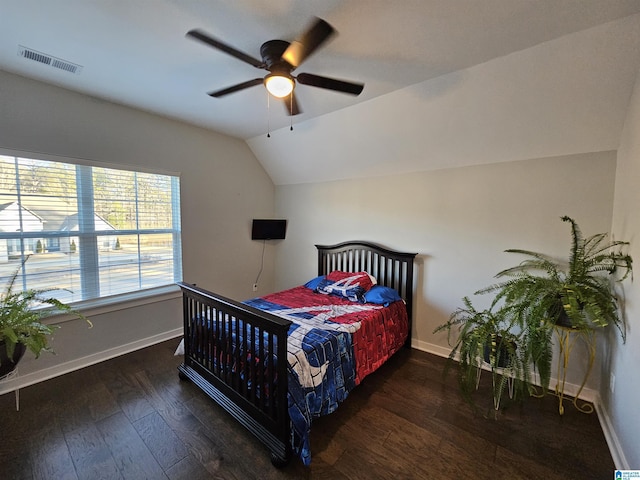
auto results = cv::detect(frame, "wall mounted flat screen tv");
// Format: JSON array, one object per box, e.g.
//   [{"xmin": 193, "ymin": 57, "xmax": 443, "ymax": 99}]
[{"xmin": 251, "ymin": 219, "xmax": 287, "ymax": 240}]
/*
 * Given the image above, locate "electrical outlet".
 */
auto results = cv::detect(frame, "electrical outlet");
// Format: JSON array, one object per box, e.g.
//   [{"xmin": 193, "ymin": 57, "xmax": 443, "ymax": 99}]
[
  {"xmin": 253, "ymin": 283, "xmax": 258, "ymax": 292},
  {"xmin": 610, "ymin": 374, "xmax": 615, "ymax": 393}
]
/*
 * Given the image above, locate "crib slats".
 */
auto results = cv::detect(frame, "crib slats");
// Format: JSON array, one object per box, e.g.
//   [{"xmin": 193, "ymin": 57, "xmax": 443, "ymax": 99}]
[
  {"xmin": 179, "ymin": 283, "xmax": 291, "ymax": 435},
  {"xmin": 268, "ymin": 332, "xmax": 275, "ymax": 418},
  {"xmin": 317, "ymin": 246, "xmax": 410, "ymax": 298}
]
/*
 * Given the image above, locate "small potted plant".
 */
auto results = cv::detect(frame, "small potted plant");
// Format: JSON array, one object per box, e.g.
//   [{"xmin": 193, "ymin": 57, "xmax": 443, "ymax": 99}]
[
  {"xmin": 478, "ymin": 215, "xmax": 633, "ymax": 393},
  {"xmin": 0, "ymin": 258, "xmax": 91, "ymax": 378},
  {"xmin": 434, "ymin": 296, "xmax": 527, "ymax": 411}
]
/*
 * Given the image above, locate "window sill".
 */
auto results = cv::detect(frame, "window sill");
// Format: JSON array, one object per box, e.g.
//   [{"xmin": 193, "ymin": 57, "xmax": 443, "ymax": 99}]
[{"xmin": 45, "ymin": 284, "xmax": 182, "ymax": 325}]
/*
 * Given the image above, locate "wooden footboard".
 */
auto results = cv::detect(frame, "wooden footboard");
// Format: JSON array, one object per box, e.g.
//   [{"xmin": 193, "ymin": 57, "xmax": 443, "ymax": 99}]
[{"xmin": 177, "ymin": 282, "xmax": 292, "ymax": 464}]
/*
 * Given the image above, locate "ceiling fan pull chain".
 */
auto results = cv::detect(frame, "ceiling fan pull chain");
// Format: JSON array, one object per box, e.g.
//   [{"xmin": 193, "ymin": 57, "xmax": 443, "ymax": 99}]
[
  {"xmin": 267, "ymin": 91, "xmax": 271, "ymax": 138},
  {"xmin": 290, "ymin": 95, "xmax": 294, "ymax": 131}
]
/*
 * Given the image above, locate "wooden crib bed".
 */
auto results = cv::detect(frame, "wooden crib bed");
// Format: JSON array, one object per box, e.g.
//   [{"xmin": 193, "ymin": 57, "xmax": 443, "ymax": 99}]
[{"xmin": 177, "ymin": 241, "xmax": 417, "ymax": 466}]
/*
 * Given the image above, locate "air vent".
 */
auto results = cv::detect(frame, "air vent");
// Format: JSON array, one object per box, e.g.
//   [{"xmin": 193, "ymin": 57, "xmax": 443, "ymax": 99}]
[{"xmin": 18, "ymin": 45, "xmax": 83, "ymax": 75}]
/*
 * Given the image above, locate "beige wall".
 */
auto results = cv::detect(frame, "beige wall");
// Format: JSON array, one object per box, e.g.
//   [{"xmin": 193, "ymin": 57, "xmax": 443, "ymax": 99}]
[
  {"xmin": 0, "ymin": 70, "xmax": 276, "ymax": 384},
  {"xmin": 610, "ymin": 64, "xmax": 640, "ymax": 469},
  {"xmin": 275, "ymin": 151, "xmax": 616, "ymax": 391}
]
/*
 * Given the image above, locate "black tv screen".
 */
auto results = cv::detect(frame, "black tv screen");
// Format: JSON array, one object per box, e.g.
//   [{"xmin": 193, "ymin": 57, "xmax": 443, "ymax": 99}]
[{"xmin": 251, "ymin": 219, "xmax": 287, "ymax": 240}]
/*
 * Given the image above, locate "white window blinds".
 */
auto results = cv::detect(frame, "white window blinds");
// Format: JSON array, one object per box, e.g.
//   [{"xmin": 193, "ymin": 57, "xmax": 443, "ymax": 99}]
[{"xmin": 0, "ymin": 154, "xmax": 182, "ymax": 303}]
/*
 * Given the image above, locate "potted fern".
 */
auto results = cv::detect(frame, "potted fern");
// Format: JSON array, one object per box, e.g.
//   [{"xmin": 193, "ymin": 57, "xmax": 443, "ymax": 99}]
[
  {"xmin": 0, "ymin": 258, "xmax": 91, "ymax": 378},
  {"xmin": 433, "ymin": 296, "xmax": 528, "ymax": 411},
  {"xmin": 479, "ymin": 215, "xmax": 633, "ymax": 392}
]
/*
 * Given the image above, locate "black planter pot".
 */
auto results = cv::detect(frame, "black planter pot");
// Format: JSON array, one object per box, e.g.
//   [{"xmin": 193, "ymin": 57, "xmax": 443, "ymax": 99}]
[
  {"xmin": 548, "ymin": 296, "xmax": 583, "ymax": 328},
  {"xmin": 483, "ymin": 336, "xmax": 515, "ymax": 368},
  {"xmin": 0, "ymin": 341, "xmax": 26, "ymax": 378},
  {"xmin": 555, "ymin": 310, "xmax": 573, "ymax": 328}
]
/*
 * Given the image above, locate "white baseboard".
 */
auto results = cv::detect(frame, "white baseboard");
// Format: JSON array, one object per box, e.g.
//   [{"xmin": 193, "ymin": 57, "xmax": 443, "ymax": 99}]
[
  {"xmin": 594, "ymin": 398, "xmax": 629, "ymax": 469},
  {"xmin": 0, "ymin": 328, "xmax": 183, "ymax": 396},
  {"xmin": 413, "ymin": 338, "xmax": 453, "ymax": 359}
]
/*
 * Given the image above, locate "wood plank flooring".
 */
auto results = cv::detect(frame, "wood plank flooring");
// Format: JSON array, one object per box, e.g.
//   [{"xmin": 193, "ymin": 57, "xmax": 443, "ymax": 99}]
[{"xmin": 0, "ymin": 340, "xmax": 614, "ymax": 479}]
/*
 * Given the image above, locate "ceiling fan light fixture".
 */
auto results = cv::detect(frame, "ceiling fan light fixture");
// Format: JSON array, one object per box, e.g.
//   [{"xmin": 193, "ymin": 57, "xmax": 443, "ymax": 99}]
[
  {"xmin": 188, "ymin": 17, "xmax": 363, "ymax": 116},
  {"xmin": 264, "ymin": 74, "xmax": 294, "ymax": 98}
]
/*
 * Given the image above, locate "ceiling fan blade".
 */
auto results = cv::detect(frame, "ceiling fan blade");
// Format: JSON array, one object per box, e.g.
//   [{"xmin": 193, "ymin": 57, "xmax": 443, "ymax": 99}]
[
  {"xmin": 187, "ymin": 29, "xmax": 265, "ymax": 69},
  {"xmin": 296, "ymin": 72, "xmax": 364, "ymax": 96},
  {"xmin": 282, "ymin": 17, "xmax": 335, "ymax": 68},
  {"xmin": 208, "ymin": 78, "xmax": 263, "ymax": 97},
  {"xmin": 282, "ymin": 93, "xmax": 302, "ymax": 116}
]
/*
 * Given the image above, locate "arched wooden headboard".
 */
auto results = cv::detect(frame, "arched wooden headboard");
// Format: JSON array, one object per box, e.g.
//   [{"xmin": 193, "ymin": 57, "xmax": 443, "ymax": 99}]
[{"xmin": 316, "ymin": 241, "xmax": 417, "ymax": 347}]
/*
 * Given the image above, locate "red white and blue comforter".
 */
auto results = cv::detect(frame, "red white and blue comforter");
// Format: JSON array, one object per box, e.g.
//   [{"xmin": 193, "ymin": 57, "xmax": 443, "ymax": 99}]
[{"xmin": 245, "ymin": 284, "xmax": 408, "ymax": 465}]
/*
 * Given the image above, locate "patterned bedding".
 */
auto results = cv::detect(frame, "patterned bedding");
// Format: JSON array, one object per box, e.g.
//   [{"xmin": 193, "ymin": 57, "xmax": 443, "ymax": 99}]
[{"xmin": 245, "ymin": 284, "xmax": 409, "ymax": 465}]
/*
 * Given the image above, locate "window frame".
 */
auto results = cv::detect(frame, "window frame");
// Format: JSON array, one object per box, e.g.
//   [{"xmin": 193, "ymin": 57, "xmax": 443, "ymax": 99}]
[{"xmin": 0, "ymin": 148, "xmax": 183, "ymax": 312}]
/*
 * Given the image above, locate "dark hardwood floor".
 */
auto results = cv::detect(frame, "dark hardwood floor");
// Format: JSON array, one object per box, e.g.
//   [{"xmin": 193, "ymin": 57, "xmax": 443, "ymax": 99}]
[{"xmin": 0, "ymin": 339, "xmax": 614, "ymax": 479}]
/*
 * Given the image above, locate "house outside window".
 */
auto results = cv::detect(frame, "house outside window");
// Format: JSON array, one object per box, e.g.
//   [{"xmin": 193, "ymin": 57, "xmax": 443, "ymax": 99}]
[{"xmin": 0, "ymin": 154, "xmax": 182, "ymax": 304}]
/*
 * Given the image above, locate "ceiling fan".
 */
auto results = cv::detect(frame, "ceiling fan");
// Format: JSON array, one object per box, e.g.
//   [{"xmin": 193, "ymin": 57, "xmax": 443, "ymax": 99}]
[{"xmin": 186, "ymin": 17, "xmax": 364, "ymax": 116}]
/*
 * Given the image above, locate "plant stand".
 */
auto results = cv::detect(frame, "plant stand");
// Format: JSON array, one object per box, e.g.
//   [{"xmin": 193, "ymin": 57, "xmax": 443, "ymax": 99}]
[
  {"xmin": 552, "ymin": 325, "xmax": 595, "ymax": 415},
  {"xmin": 476, "ymin": 361, "xmax": 515, "ymax": 410},
  {"xmin": 0, "ymin": 368, "xmax": 20, "ymax": 411}
]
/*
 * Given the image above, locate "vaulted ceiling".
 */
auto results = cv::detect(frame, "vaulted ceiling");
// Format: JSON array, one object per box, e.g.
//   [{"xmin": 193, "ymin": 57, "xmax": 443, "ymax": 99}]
[{"xmin": 2, "ymin": 1, "xmax": 640, "ymax": 184}]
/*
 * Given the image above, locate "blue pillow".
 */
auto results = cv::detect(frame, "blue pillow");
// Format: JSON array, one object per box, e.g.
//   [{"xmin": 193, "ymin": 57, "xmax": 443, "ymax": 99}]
[
  {"xmin": 303, "ymin": 275, "xmax": 325, "ymax": 290},
  {"xmin": 363, "ymin": 285, "xmax": 402, "ymax": 306}
]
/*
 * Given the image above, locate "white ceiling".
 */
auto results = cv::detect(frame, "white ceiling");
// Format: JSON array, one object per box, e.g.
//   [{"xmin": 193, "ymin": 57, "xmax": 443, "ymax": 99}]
[
  {"xmin": 2, "ymin": 0, "xmax": 640, "ymax": 141},
  {"xmin": 2, "ymin": 1, "xmax": 640, "ymax": 185}
]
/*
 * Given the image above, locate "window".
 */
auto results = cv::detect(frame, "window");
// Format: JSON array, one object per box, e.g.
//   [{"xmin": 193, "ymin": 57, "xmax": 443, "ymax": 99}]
[{"xmin": 0, "ymin": 153, "xmax": 182, "ymax": 304}]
